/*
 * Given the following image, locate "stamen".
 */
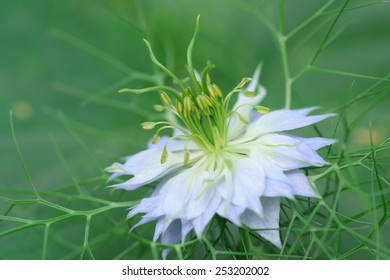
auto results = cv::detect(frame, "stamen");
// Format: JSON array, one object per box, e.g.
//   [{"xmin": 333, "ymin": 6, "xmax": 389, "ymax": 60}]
[
  {"xmin": 243, "ymin": 90, "xmax": 257, "ymax": 97},
  {"xmin": 141, "ymin": 122, "xmax": 156, "ymax": 130},
  {"xmin": 183, "ymin": 149, "xmax": 190, "ymax": 166},
  {"xmin": 256, "ymin": 105, "xmax": 271, "ymax": 114},
  {"xmin": 176, "ymin": 100, "xmax": 183, "ymax": 114},
  {"xmin": 160, "ymin": 92, "xmax": 172, "ymax": 105},
  {"xmin": 160, "ymin": 146, "xmax": 168, "ymax": 164},
  {"xmin": 237, "ymin": 77, "xmax": 252, "ymax": 89},
  {"xmin": 153, "ymin": 105, "xmax": 164, "ymax": 112},
  {"xmin": 152, "ymin": 134, "xmax": 160, "ymax": 144},
  {"xmin": 212, "ymin": 84, "xmax": 223, "ymax": 97}
]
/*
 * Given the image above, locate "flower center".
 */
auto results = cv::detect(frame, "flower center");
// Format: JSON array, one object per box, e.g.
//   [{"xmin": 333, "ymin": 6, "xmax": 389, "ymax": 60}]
[{"xmin": 118, "ymin": 16, "xmax": 266, "ymax": 164}]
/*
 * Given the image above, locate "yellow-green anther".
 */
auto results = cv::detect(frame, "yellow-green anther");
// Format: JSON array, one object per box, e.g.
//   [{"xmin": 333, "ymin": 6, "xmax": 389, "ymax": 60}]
[
  {"xmin": 197, "ymin": 81, "xmax": 203, "ymax": 92},
  {"xmin": 160, "ymin": 92, "xmax": 172, "ymax": 105},
  {"xmin": 141, "ymin": 122, "xmax": 156, "ymax": 130},
  {"xmin": 212, "ymin": 84, "xmax": 223, "ymax": 97},
  {"xmin": 183, "ymin": 96, "xmax": 192, "ymax": 119},
  {"xmin": 196, "ymin": 95, "xmax": 213, "ymax": 115},
  {"xmin": 186, "ymin": 87, "xmax": 194, "ymax": 98},
  {"xmin": 202, "ymin": 95, "xmax": 213, "ymax": 107},
  {"xmin": 160, "ymin": 146, "xmax": 168, "ymax": 164},
  {"xmin": 176, "ymin": 100, "xmax": 183, "ymax": 114},
  {"xmin": 153, "ymin": 105, "xmax": 164, "ymax": 112},
  {"xmin": 237, "ymin": 77, "xmax": 252, "ymax": 89},
  {"xmin": 206, "ymin": 73, "xmax": 211, "ymax": 84},
  {"xmin": 207, "ymin": 84, "xmax": 216, "ymax": 98},
  {"xmin": 243, "ymin": 90, "xmax": 257, "ymax": 97},
  {"xmin": 196, "ymin": 95, "xmax": 206, "ymax": 111},
  {"xmin": 256, "ymin": 105, "xmax": 271, "ymax": 114},
  {"xmin": 193, "ymin": 105, "xmax": 201, "ymax": 120},
  {"xmin": 152, "ymin": 134, "xmax": 160, "ymax": 144}
]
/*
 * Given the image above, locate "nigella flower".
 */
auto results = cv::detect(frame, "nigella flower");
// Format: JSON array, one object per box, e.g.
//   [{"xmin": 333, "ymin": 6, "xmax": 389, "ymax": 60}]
[{"xmin": 106, "ymin": 17, "xmax": 336, "ymax": 250}]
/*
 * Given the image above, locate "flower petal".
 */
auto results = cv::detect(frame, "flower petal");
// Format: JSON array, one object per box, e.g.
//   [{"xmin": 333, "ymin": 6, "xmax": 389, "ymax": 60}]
[
  {"xmin": 159, "ymin": 166, "xmax": 216, "ymax": 220},
  {"xmin": 129, "ymin": 194, "xmax": 163, "ymax": 220},
  {"xmin": 161, "ymin": 220, "xmax": 182, "ymax": 244},
  {"xmin": 106, "ymin": 147, "xmax": 183, "ymax": 191},
  {"xmin": 263, "ymin": 177, "xmax": 294, "ymax": 198},
  {"xmin": 285, "ymin": 170, "xmax": 319, "ymax": 198},
  {"xmin": 216, "ymin": 158, "xmax": 265, "ymax": 216},
  {"xmin": 161, "ymin": 220, "xmax": 182, "ymax": 259},
  {"xmin": 241, "ymin": 108, "xmax": 335, "ymax": 142},
  {"xmin": 297, "ymin": 137, "xmax": 337, "ymax": 150},
  {"xmin": 240, "ymin": 197, "xmax": 281, "ymax": 248},
  {"xmin": 252, "ymin": 134, "xmax": 332, "ymax": 170},
  {"xmin": 217, "ymin": 201, "xmax": 245, "ymax": 226},
  {"xmin": 191, "ymin": 194, "xmax": 221, "ymax": 236}
]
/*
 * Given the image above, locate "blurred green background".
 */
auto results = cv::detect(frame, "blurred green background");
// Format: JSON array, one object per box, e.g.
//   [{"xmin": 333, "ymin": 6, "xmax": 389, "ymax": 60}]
[{"xmin": 0, "ymin": 0, "xmax": 389, "ymax": 259}]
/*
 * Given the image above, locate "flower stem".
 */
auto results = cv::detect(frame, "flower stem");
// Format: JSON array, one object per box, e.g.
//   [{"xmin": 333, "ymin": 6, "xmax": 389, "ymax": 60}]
[{"xmin": 277, "ymin": 34, "xmax": 292, "ymax": 109}]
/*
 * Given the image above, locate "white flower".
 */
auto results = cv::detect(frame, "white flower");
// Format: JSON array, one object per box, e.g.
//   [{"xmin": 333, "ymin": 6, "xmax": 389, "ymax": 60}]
[{"xmin": 106, "ymin": 64, "xmax": 336, "ymax": 249}]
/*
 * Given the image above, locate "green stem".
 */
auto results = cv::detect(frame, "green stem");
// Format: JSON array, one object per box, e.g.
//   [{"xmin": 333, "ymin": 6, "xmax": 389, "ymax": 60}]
[{"xmin": 277, "ymin": 35, "xmax": 292, "ymax": 109}]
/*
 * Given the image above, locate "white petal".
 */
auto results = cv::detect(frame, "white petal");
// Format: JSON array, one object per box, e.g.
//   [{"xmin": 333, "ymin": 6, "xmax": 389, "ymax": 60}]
[
  {"xmin": 240, "ymin": 197, "xmax": 281, "ymax": 248},
  {"xmin": 160, "ymin": 167, "xmax": 216, "ymax": 220},
  {"xmin": 194, "ymin": 69, "xmax": 201, "ymax": 81},
  {"xmin": 167, "ymin": 138, "xmax": 202, "ymax": 153},
  {"xmin": 107, "ymin": 147, "xmax": 183, "ymax": 191},
  {"xmin": 285, "ymin": 170, "xmax": 319, "ymax": 198},
  {"xmin": 154, "ymin": 218, "xmax": 193, "ymax": 244},
  {"xmin": 129, "ymin": 195, "xmax": 165, "ymax": 222},
  {"xmin": 298, "ymin": 137, "xmax": 337, "ymax": 150},
  {"xmin": 242, "ymin": 108, "xmax": 335, "ymax": 142},
  {"xmin": 217, "ymin": 201, "xmax": 245, "ymax": 226},
  {"xmin": 161, "ymin": 220, "xmax": 182, "ymax": 259},
  {"xmin": 251, "ymin": 154, "xmax": 295, "ymax": 198},
  {"xmin": 161, "ymin": 220, "xmax": 182, "ymax": 244},
  {"xmin": 217, "ymin": 158, "xmax": 265, "ymax": 216},
  {"xmin": 153, "ymin": 217, "xmax": 165, "ymax": 241},
  {"xmin": 252, "ymin": 134, "xmax": 331, "ymax": 170},
  {"xmin": 191, "ymin": 193, "xmax": 221, "ymax": 236},
  {"xmin": 263, "ymin": 178, "xmax": 294, "ymax": 198}
]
